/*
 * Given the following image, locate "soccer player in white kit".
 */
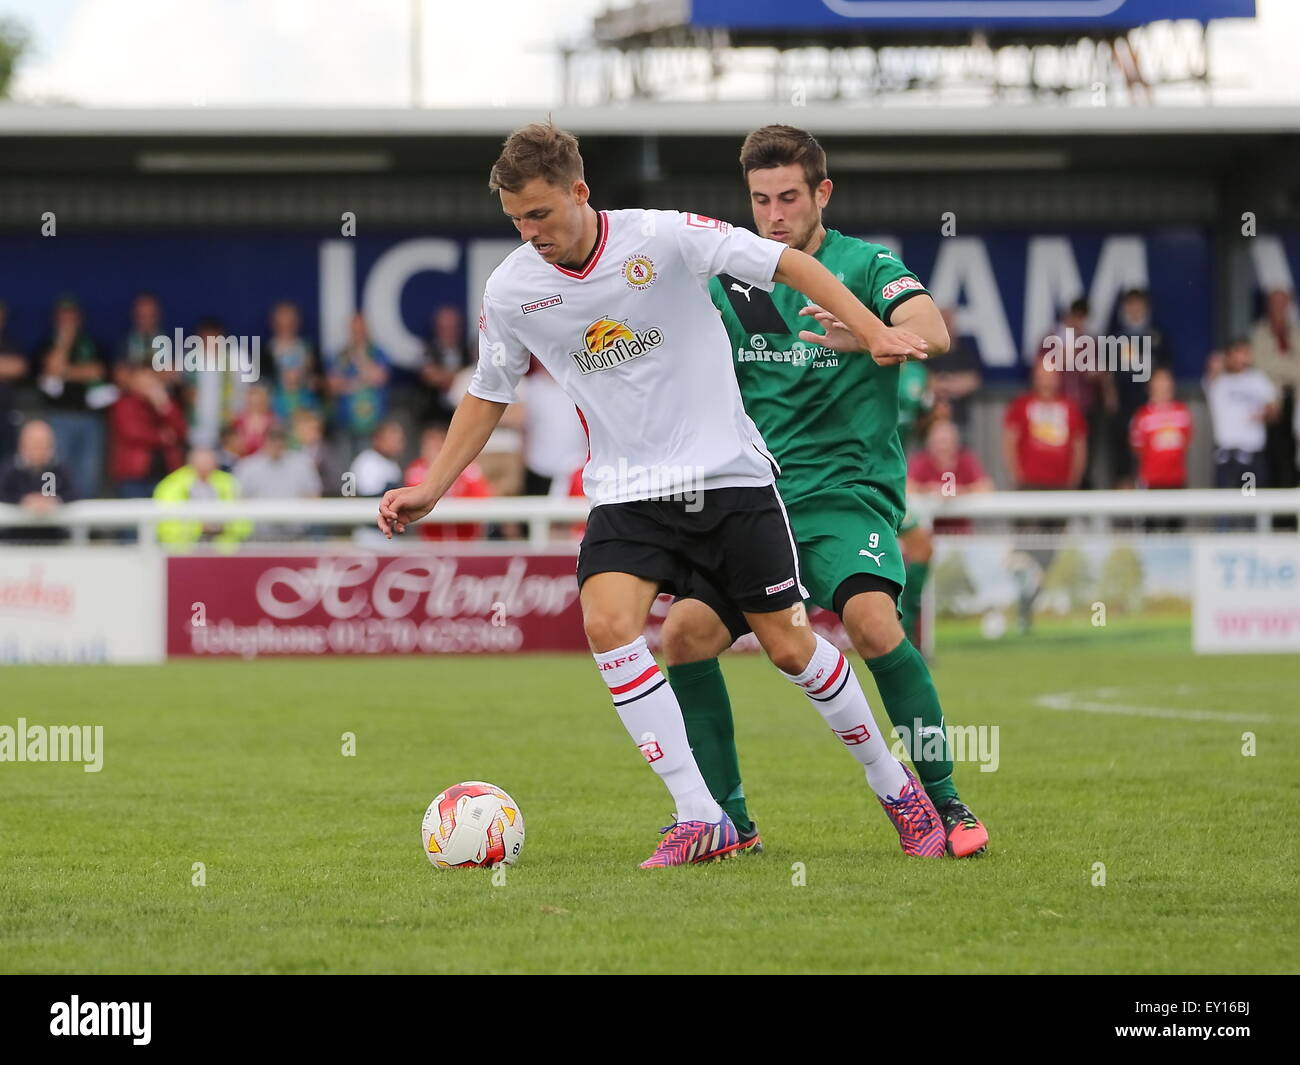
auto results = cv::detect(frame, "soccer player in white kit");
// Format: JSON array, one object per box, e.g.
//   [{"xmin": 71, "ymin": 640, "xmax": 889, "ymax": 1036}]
[{"xmin": 378, "ymin": 123, "xmax": 945, "ymax": 867}]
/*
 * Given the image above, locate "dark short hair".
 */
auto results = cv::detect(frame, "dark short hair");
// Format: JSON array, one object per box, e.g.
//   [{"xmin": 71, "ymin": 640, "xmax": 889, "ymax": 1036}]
[
  {"xmin": 739, "ymin": 125, "xmax": 828, "ymax": 191},
  {"xmin": 489, "ymin": 121, "xmax": 584, "ymax": 194},
  {"xmin": 1068, "ymin": 298, "xmax": 1090, "ymax": 317}
]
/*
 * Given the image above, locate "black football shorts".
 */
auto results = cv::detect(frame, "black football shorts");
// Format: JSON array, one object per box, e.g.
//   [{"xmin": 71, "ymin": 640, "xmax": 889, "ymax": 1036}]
[{"xmin": 576, "ymin": 485, "xmax": 807, "ymax": 616}]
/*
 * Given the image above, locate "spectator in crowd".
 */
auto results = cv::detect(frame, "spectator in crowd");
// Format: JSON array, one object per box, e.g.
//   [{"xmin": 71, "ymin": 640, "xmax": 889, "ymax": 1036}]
[
  {"xmin": 266, "ymin": 301, "xmax": 321, "ymax": 421},
  {"xmin": 0, "ymin": 300, "xmax": 28, "ymax": 462},
  {"xmin": 419, "ymin": 304, "xmax": 473, "ymax": 421},
  {"xmin": 184, "ymin": 317, "xmax": 246, "ymax": 448},
  {"xmin": 1002, "ymin": 358, "xmax": 1087, "ymax": 490},
  {"xmin": 519, "ymin": 359, "xmax": 588, "ymax": 496},
  {"xmin": 36, "ymin": 296, "xmax": 110, "ymax": 498},
  {"xmin": 328, "ymin": 312, "xmax": 390, "ymax": 461},
  {"xmin": 1130, "ymin": 366, "xmax": 1192, "ymax": 531},
  {"xmin": 114, "ymin": 292, "xmax": 167, "ymax": 389},
  {"xmin": 403, "ymin": 423, "xmax": 492, "ymax": 540},
  {"xmin": 229, "ymin": 384, "xmax": 276, "ymax": 458},
  {"xmin": 1204, "ymin": 338, "xmax": 1278, "ymax": 491},
  {"xmin": 909, "ymin": 419, "xmax": 994, "ymax": 495},
  {"xmin": 0, "ymin": 418, "xmax": 77, "ymax": 542},
  {"xmin": 108, "ymin": 366, "xmax": 189, "ymax": 498},
  {"xmin": 1036, "ymin": 297, "xmax": 1113, "ymax": 487},
  {"xmin": 233, "ymin": 425, "xmax": 322, "ymax": 539},
  {"xmin": 1249, "ymin": 287, "xmax": 1300, "ymax": 488},
  {"xmin": 928, "ymin": 307, "xmax": 982, "ymax": 433},
  {"xmin": 290, "ymin": 408, "xmax": 344, "ymax": 497},
  {"xmin": 154, "ymin": 446, "xmax": 251, "ymax": 551},
  {"xmin": 384, "ymin": 304, "xmax": 467, "ymax": 438},
  {"xmin": 216, "ymin": 425, "xmax": 242, "ymax": 473},
  {"xmin": 1109, "ymin": 287, "xmax": 1172, "ymax": 488},
  {"xmin": 350, "ymin": 418, "xmax": 406, "ymax": 497},
  {"xmin": 1130, "ymin": 366, "xmax": 1192, "ymax": 490},
  {"xmin": 907, "ymin": 418, "xmax": 992, "ymax": 535},
  {"xmin": 350, "ymin": 418, "xmax": 405, "ymax": 545}
]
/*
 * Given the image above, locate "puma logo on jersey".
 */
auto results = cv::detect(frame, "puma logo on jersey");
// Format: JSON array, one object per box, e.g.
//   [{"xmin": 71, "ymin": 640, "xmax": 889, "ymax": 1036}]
[
  {"xmin": 730, "ymin": 282, "xmax": 754, "ymax": 301},
  {"xmin": 877, "ymin": 252, "xmax": 896, "ymax": 260},
  {"xmin": 858, "ymin": 549, "xmax": 885, "ymax": 566}
]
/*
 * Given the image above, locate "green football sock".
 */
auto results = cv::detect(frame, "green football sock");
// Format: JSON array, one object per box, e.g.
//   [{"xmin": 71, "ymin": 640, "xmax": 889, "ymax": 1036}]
[
  {"xmin": 667, "ymin": 657, "xmax": 754, "ymax": 833},
  {"xmin": 865, "ymin": 638, "xmax": 959, "ymax": 807},
  {"xmin": 899, "ymin": 560, "xmax": 930, "ymax": 646}
]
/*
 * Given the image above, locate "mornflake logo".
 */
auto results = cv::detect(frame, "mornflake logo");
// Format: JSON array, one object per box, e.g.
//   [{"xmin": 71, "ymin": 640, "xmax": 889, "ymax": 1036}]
[
  {"xmin": 570, "ymin": 318, "xmax": 663, "ymax": 374},
  {"xmin": 50, "ymin": 996, "xmax": 151, "ymax": 1045}
]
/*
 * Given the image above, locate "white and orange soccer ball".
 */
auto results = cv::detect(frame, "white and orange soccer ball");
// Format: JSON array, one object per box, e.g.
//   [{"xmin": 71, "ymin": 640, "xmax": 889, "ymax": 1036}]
[{"xmin": 421, "ymin": 781, "xmax": 525, "ymax": 869}]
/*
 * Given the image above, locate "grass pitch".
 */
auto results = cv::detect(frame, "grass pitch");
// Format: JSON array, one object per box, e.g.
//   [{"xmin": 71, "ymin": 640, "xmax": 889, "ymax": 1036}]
[{"xmin": 2, "ymin": 627, "xmax": 1297, "ymax": 974}]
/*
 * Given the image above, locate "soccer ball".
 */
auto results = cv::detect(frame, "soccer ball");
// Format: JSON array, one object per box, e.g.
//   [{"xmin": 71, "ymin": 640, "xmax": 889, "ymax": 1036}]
[{"xmin": 421, "ymin": 781, "xmax": 525, "ymax": 869}]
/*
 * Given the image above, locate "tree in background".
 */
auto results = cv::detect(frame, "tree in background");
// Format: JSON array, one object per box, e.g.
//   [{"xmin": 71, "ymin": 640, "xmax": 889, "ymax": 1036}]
[
  {"xmin": 1041, "ymin": 546, "xmax": 1093, "ymax": 614},
  {"xmin": 933, "ymin": 550, "xmax": 977, "ymax": 617},
  {"xmin": 1099, "ymin": 545, "xmax": 1144, "ymax": 615},
  {"xmin": 0, "ymin": 18, "xmax": 30, "ymax": 99}
]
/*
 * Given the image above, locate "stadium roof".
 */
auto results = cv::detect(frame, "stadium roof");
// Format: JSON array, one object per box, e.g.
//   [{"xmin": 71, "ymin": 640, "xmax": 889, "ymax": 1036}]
[{"xmin": 2, "ymin": 103, "xmax": 1300, "ymax": 138}]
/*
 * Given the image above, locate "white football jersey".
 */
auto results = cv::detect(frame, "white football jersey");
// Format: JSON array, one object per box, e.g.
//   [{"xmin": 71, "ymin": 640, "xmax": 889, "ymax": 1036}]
[{"xmin": 469, "ymin": 208, "xmax": 786, "ymax": 506}]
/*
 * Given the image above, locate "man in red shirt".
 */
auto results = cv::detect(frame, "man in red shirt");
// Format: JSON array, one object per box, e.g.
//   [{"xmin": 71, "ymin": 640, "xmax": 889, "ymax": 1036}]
[
  {"xmin": 1002, "ymin": 359, "xmax": 1087, "ymax": 490},
  {"xmin": 403, "ymin": 424, "xmax": 492, "ymax": 541},
  {"xmin": 1130, "ymin": 367, "xmax": 1192, "ymax": 489},
  {"xmin": 109, "ymin": 366, "xmax": 189, "ymax": 497},
  {"xmin": 907, "ymin": 419, "xmax": 992, "ymax": 534}
]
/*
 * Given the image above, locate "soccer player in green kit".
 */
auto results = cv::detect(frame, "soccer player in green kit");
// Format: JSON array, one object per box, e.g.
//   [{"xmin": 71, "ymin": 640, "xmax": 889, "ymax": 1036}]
[{"xmin": 661, "ymin": 125, "xmax": 989, "ymax": 858}]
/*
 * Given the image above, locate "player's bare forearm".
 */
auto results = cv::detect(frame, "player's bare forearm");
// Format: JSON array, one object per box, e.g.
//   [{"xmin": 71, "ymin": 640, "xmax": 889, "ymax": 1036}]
[
  {"xmin": 377, "ymin": 394, "xmax": 507, "ymax": 537},
  {"xmin": 422, "ymin": 395, "xmax": 507, "ymax": 500},
  {"xmin": 773, "ymin": 248, "xmax": 926, "ymax": 359},
  {"xmin": 889, "ymin": 295, "xmax": 950, "ymax": 356}
]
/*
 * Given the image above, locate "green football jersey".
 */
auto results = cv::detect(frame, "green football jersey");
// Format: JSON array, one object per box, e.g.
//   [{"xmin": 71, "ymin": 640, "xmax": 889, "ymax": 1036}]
[{"xmin": 709, "ymin": 228, "xmax": 930, "ymax": 517}]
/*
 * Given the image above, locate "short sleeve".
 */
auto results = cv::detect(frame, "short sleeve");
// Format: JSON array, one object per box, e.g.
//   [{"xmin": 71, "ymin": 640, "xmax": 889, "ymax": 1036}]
[
  {"xmin": 669, "ymin": 211, "xmax": 785, "ymax": 289},
  {"xmin": 1129, "ymin": 409, "xmax": 1145, "ymax": 450},
  {"xmin": 467, "ymin": 288, "xmax": 531, "ymax": 405},
  {"xmin": 865, "ymin": 248, "xmax": 929, "ymax": 324}
]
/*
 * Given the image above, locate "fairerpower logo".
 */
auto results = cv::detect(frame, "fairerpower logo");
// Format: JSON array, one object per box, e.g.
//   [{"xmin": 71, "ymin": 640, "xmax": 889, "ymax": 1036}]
[
  {"xmin": 50, "ymin": 996, "xmax": 151, "ymax": 1045},
  {"xmin": 570, "ymin": 318, "xmax": 663, "ymax": 374}
]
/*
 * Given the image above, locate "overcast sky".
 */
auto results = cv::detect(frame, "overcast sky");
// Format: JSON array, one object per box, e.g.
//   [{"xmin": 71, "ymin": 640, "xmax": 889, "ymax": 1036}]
[{"xmin": 4, "ymin": 0, "xmax": 1298, "ymax": 107}]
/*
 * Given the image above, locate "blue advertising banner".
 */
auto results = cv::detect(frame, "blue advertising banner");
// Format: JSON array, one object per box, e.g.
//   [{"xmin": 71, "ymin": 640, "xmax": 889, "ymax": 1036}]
[
  {"xmin": 690, "ymin": 0, "xmax": 1256, "ymax": 31},
  {"xmin": 0, "ymin": 227, "xmax": 1244, "ymax": 381},
  {"xmin": 853, "ymin": 228, "xmax": 1214, "ymax": 376}
]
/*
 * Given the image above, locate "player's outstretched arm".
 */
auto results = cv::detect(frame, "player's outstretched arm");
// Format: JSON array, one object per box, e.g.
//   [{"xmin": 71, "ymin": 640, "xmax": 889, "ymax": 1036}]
[
  {"xmin": 376, "ymin": 395, "xmax": 506, "ymax": 538},
  {"xmin": 798, "ymin": 294, "xmax": 950, "ymax": 365},
  {"xmin": 773, "ymin": 247, "xmax": 928, "ymax": 363},
  {"xmin": 887, "ymin": 295, "xmax": 950, "ymax": 357}
]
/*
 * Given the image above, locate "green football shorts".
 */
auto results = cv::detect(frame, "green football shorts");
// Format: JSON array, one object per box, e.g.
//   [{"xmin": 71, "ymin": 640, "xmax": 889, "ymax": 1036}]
[{"xmin": 786, "ymin": 484, "xmax": 907, "ymax": 611}]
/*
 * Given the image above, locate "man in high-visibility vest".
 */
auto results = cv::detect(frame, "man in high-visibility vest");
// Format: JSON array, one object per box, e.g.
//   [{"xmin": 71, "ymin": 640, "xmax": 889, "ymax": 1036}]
[{"xmin": 153, "ymin": 446, "xmax": 251, "ymax": 552}]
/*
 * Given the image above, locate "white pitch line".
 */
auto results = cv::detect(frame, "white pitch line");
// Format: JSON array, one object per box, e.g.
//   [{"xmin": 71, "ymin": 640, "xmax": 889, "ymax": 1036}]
[{"xmin": 1035, "ymin": 689, "xmax": 1277, "ymax": 724}]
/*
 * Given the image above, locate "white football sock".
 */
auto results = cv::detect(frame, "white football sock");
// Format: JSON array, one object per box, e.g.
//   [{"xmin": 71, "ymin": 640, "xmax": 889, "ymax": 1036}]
[
  {"xmin": 784, "ymin": 634, "xmax": 909, "ymax": 801},
  {"xmin": 594, "ymin": 637, "xmax": 722, "ymax": 824}
]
